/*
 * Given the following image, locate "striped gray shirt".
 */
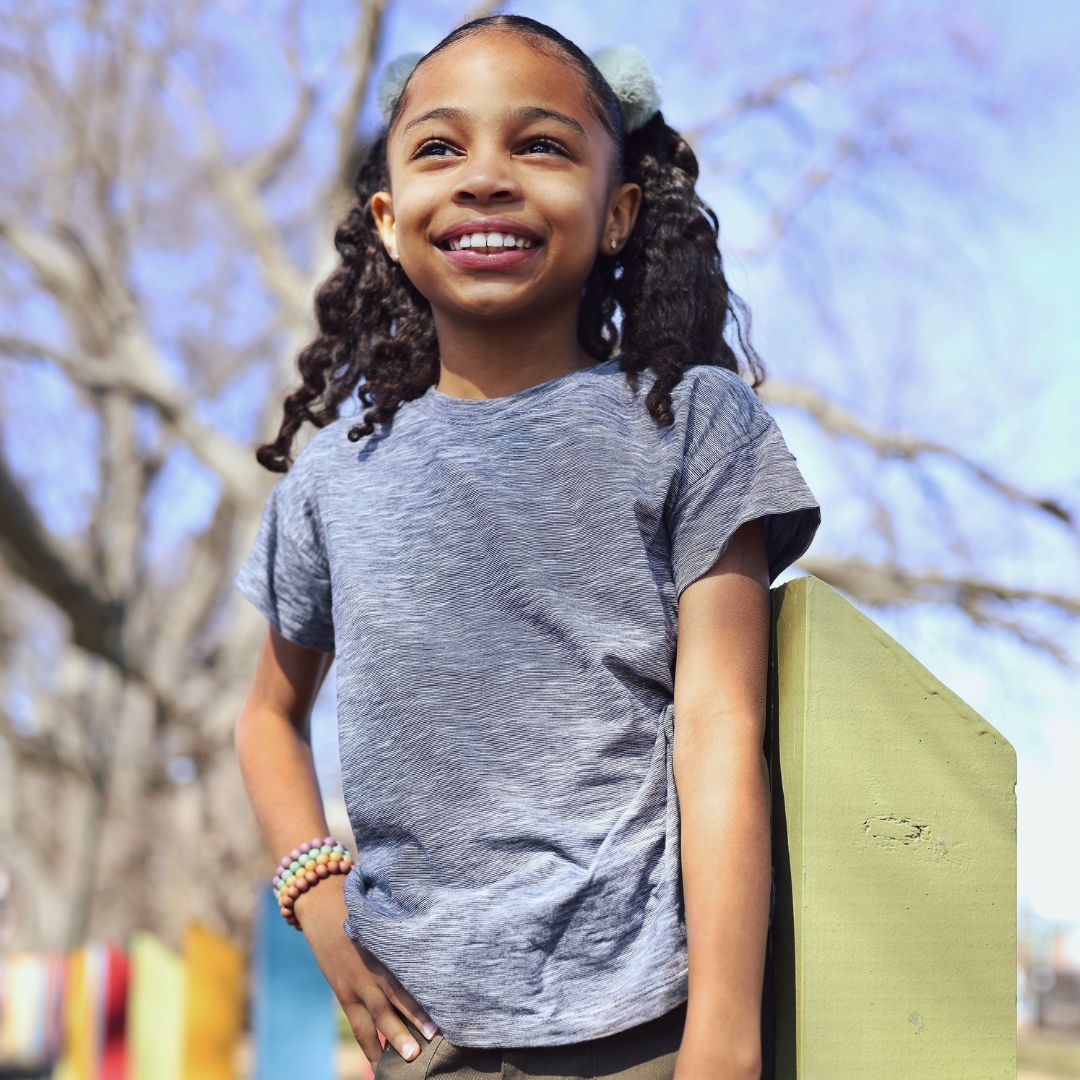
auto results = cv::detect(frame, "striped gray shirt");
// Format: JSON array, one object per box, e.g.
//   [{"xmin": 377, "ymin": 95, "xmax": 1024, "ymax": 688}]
[{"xmin": 234, "ymin": 357, "xmax": 821, "ymax": 1047}]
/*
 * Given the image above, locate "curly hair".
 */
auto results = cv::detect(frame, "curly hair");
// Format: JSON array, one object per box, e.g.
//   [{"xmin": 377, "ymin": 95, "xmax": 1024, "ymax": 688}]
[{"xmin": 256, "ymin": 13, "xmax": 765, "ymax": 472}]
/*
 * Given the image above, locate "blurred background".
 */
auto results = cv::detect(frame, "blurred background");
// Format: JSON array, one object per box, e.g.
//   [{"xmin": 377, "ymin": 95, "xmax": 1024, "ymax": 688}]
[{"xmin": 0, "ymin": 0, "xmax": 1076, "ymax": 1075}]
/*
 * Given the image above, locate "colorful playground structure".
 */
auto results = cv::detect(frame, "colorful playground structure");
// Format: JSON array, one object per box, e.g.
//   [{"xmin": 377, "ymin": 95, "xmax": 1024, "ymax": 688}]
[{"xmin": 0, "ymin": 885, "xmax": 369, "ymax": 1079}]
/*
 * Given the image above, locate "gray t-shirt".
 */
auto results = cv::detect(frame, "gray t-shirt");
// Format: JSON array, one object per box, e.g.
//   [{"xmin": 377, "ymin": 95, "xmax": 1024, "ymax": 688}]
[{"xmin": 234, "ymin": 357, "xmax": 821, "ymax": 1047}]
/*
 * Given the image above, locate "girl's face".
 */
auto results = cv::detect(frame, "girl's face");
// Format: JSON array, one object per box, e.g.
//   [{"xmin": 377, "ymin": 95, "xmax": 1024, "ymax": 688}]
[{"xmin": 370, "ymin": 30, "xmax": 641, "ymax": 324}]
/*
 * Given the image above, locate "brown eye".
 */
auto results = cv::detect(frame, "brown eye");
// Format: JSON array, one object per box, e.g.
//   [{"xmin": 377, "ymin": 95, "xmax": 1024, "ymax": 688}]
[
  {"xmin": 521, "ymin": 136, "xmax": 566, "ymax": 155},
  {"xmin": 414, "ymin": 139, "xmax": 457, "ymax": 158}
]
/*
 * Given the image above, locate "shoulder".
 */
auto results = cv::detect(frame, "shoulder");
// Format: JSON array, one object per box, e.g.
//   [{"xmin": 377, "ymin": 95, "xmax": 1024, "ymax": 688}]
[
  {"xmin": 283, "ymin": 414, "xmax": 354, "ymax": 478},
  {"xmin": 671, "ymin": 363, "xmax": 764, "ymax": 422},
  {"xmin": 272, "ymin": 415, "xmax": 356, "ymax": 519},
  {"xmin": 670, "ymin": 365, "xmax": 773, "ymax": 472}
]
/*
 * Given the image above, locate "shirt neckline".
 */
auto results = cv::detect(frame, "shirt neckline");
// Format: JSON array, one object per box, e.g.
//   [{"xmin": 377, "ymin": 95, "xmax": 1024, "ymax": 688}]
[{"xmin": 413, "ymin": 356, "xmax": 621, "ymax": 420}]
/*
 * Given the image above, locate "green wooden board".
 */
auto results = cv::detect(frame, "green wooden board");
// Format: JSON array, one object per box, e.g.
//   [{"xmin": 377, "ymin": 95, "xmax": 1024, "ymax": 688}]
[{"xmin": 766, "ymin": 577, "xmax": 1016, "ymax": 1079}]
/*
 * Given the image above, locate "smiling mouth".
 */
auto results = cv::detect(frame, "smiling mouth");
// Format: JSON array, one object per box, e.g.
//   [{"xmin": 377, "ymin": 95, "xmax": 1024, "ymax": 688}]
[{"xmin": 437, "ymin": 232, "xmax": 540, "ymax": 252}]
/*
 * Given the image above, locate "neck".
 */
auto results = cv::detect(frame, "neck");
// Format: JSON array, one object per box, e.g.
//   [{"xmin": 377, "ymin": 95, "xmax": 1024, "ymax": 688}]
[{"xmin": 429, "ymin": 303, "xmax": 596, "ymax": 401}]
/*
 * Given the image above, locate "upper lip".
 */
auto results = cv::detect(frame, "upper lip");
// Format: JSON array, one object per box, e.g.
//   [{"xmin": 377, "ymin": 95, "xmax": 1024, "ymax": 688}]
[{"xmin": 433, "ymin": 217, "xmax": 543, "ymax": 245}]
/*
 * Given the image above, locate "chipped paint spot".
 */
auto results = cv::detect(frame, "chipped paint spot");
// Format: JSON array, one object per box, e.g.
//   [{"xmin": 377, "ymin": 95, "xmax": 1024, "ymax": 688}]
[
  {"xmin": 908, "ymin": 1010, "xmax": 925, "ymax": 1034},
  {"xmin": 863, "ymin": 816, "xmax": 966, "ymax": 864},
  {"xmin": 865, "ymin": 815, "xmax": 928, "ymax": 844}
]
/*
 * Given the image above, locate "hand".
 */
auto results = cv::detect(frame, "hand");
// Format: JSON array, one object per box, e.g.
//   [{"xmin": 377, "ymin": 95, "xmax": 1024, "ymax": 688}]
[
  {"xmin": 292, "ymin": 876, "xmax": 440, "ymax": 1068},
  {"xmin": 673, "ymin": 1030, "xmax": 761, "ymax": 1080}
]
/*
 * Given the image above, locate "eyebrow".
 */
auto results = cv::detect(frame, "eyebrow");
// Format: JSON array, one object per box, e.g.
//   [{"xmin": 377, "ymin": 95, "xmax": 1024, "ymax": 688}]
[{"xmin": 400, "ymin": 105, "xmax": 588, "ymax": 140}]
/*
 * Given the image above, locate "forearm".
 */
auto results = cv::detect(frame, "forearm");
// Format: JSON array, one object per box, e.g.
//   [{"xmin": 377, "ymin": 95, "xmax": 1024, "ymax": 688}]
[
  {"xmin": 674, "ymin": 731, "xmax": 771, "ymax": 1070},
  {"xmin": 235, "ymin": 706, "xmax": 332, "ymax": 866}
]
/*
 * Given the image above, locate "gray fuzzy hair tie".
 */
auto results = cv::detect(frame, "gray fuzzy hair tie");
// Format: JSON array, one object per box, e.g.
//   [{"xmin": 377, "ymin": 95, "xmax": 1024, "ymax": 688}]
[
  {"xmin": 376, "ymin": 50, "xmax": 425, "ymax": 127},
  {"xmin": 589, "ymin": 45, "xmax": 662, "ymax": 133},
  {"xmin": 375, "ymin": 42, "xmax": 661, "ymax": 133}
]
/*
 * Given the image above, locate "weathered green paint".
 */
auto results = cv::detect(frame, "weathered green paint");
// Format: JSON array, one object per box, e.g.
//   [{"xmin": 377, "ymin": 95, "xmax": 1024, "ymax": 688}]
[{"xmin": 765, "ymin": 576, "xmax": 1017, "ymax": 1079}]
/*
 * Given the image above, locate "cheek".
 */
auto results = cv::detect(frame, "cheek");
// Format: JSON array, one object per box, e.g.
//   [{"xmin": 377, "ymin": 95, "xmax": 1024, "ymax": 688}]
[
  {"xmin": 548, "ymin": 181, "xmax": 610, "ymax": 238},
  {"xmin": 393, "ymin": 193, "xmax": 427, "ymax": 240},
  {"xmin": 387, "ymin": 177, "xmax": 439, "ymax": 231}
]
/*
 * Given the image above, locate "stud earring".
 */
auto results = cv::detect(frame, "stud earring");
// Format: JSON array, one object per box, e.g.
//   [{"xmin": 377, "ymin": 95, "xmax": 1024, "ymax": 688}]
[{"xmin": 609, "ymin": 238, "xmax": 618, "ymax": 250}]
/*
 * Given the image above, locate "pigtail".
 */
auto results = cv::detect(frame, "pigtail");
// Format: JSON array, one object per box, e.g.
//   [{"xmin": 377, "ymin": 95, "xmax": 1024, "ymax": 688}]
[
  {"xmin": 255, "ymin": 132, "xmax": 440, "ymax": 473},
  {"xmin": 612, "ymin": 111, "xmax": 766, "ymax": 428}
]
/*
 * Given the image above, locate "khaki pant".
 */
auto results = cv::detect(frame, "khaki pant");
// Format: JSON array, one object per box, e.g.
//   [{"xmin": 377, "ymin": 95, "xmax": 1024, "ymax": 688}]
[{"xmin": 375, "ymin": 998, "xmax": 688, "ymax": 1079}]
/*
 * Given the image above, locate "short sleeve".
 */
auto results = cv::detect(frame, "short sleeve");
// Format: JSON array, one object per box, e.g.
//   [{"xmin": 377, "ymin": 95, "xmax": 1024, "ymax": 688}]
[
  {"xmin": 667, "ymin": 368, "xmax": 822, "ymax": 599},
  {"xmin": 233, "ymin": 442, "xmax": 335, "ymax": 654}
]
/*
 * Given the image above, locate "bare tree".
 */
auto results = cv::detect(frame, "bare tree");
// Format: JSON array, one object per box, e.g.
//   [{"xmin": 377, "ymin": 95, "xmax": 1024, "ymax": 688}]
[{"xmin": 0, "ymin": 0, "xmax": 1074, "ymax": 955}]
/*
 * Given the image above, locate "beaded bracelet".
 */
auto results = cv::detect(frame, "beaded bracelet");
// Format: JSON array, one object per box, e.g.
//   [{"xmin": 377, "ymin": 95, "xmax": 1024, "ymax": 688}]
[{"xmin": 273, "ymin": 835, "xmax": 354, "ymax": 931}]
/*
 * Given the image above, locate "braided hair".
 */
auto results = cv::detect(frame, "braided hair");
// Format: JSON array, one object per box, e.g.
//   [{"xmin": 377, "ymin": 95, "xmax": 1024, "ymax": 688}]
[{"xmin": 257, "ymin": 13, "xmax": 765, "ymax": 472}]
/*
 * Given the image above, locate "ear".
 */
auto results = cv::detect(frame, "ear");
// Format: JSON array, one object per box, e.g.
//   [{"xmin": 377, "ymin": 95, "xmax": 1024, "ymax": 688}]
[
  {"xmin": 601, "ymin": 181, "xmax": 643, "ymax": 256},
  {"xmin": 369, "ymin": 190, "xmax": 399, "ymax": 261}
]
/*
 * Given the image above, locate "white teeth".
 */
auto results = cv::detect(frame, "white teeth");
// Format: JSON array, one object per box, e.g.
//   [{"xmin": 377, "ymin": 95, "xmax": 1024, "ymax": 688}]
[{"xmin": 445, "ymin": 232, "xmax": 537, "ymax": 251}]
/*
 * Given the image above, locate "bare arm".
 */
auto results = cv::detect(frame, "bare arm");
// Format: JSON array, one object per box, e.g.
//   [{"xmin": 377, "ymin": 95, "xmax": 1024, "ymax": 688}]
[
  {"xmin": 672, "ymin": 517, "xmax": 772, "ymax": 1080},
  {"xmin": 234, "ymin": 625, "xmax": 336, "ymax": 866},
  {"xmin": 234, "ymin": 625, "xmax": 439, "ymax": 1067}
]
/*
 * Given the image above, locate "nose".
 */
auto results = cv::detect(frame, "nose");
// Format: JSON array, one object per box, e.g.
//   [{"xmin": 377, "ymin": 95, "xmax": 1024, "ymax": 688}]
[{"xmin": 452, "ymin": 141, "xmax": 522, "ymax": 204}]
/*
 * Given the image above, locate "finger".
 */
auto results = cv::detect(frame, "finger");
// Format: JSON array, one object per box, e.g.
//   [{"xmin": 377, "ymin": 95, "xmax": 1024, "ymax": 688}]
[
  {"xmin": 370, "ymin": 1000, "xmax": 426, "ymax": 1064},
  {"xmin": 381, "ymin": 977, "xmax": 440, "ymax": 1040},
  {"xmin": 340, "ymin": 1002, "xmax": 384, "ymax": 1070}
]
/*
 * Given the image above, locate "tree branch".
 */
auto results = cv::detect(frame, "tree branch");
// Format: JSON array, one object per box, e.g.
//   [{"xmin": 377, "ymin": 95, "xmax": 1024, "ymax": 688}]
[
  {"xmin": 322, "ymin": 0, "xmax": 389, "ymax": 208},
  {"xmin": 0, "ymin": 451, "xmax": 123, "ymax": 659},
  {"xmin": 0, "ymin": 330, "xmax": 261, "ymax": 506},
  {"xmin": 762, "ymin": 378, "xmax": 1074, "ymax": 529},
  {"xmin": 803, "ymin": 554, "xmax": 1080, "ymax": 668}
]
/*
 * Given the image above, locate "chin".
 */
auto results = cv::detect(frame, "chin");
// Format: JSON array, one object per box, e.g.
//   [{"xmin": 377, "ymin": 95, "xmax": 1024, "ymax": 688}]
[{"xmin": 438, "ymin": 292, "xmax": 538, "ymax": 321}]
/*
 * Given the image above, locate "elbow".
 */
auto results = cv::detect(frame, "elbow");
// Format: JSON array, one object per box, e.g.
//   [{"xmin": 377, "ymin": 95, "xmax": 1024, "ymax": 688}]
[
  {"xmin": 733, "ymin": 1055, "xmax": 763, "ymax": 1080},
  {"xmin": 234, "ymin": 703, "xmax": 270, "ymax": 756},
  {"xmin": 672, "ymin": 733, "xmax": 769, "ymax": 782}
]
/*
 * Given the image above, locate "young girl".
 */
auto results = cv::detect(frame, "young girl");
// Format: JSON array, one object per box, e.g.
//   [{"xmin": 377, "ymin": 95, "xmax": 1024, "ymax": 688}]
[{"xmin": 234, "ymin": 14, "xmax": 821, "ymax": 1080}]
